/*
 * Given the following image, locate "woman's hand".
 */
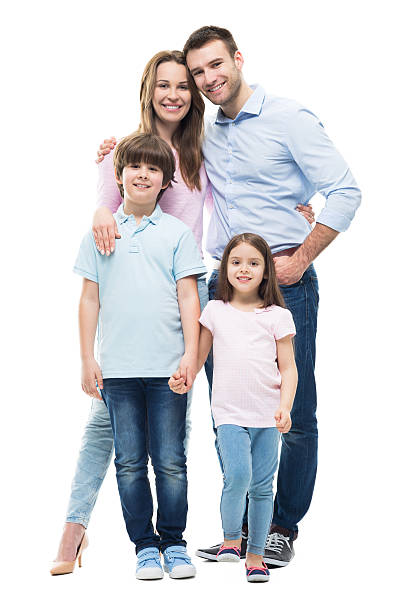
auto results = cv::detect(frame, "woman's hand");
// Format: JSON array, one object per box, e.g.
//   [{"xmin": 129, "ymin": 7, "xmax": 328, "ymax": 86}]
[
  {"xmin": 274, "ymin": 407, "xmax": 292, "ymax": 433},
  {"xmin": 96, "ymin": 137, "xmax": 116, "ymax": 164},
  {"xmin": 296, "ymin": 203, "xmax": 315, "ymax": 225},
  {"xmin": 81, "ymin": 357, "xmax": 103, "ymax": 401},
  {"xmin": 92, "ymin": 206, "xmax": 121, "ymax": 256}
]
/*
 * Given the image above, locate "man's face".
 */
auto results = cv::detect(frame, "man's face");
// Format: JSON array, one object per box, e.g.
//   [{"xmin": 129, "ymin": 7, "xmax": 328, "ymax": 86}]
[{"xmin": 186, "ymin": 40, "xmax": 243, "ymax": 107}]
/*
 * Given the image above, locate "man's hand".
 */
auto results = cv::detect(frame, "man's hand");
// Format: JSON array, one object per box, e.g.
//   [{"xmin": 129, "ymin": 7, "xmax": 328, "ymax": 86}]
[
  {"xmin": 95, "ymin": 137, "xmax": 116, "ymax": 164},
  {"xmin": 274, "ymin": 407, "xmax": 292, "ymax": 433},
  {"xmin": 273, "ymin": 251, "xmax": 307, "ymax": 286},
  {"xmin": 81, "ymin": 357, "xmax": 103, "ymax": 400},
  {"xmin": 177, "ymin": 352, "xmax": 197, "ymax": 392},
  {"xmin": 92, "ymin": 206, "xmax": 121, "ymax": 256},
  {"xmin": 168, "ymin": 370, "xmax": 188, "ymax": 395}
]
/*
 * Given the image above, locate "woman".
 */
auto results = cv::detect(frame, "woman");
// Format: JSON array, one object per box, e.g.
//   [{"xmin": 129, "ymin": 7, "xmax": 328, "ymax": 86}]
[{"xmin": 51, "ymin": 50, "xmax": 314, "ymax": 575}]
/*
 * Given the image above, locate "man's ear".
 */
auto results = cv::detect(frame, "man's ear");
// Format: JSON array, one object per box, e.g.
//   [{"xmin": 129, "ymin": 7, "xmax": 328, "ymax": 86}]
[
  {"xmin": 234, "ymin": 50, "xmax": 244, "ymax": 71},
  {"xmin": 114, "ymin": 167, "xmax": 122, "ymax": 185}
]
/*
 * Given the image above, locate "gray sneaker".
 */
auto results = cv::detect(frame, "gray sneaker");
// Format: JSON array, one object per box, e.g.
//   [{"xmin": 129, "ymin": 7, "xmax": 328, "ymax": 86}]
[{"xmin": 263, "ymin": 532, "xmax": 295, "ymax": 567}]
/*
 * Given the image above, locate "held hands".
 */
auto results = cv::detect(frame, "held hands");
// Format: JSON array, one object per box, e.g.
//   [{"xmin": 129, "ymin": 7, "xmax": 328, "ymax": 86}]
[
  {"xmin": 81, "ymin": 357, "xmax": 103, "ymax": 401},
  {"xmin": 168, "ymin": 352, "xmax": 197, "ymax": 394},
  {"xmin": 274, "ymin": 407, "xmax": 292, "ymax": 434},
  {"xmin": 95, "ymin": 137, "xmax": 116, "ymax": 164}
]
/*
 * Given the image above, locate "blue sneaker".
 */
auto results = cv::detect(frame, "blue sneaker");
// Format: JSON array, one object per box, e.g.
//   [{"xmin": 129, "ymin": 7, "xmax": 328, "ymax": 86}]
[
  {"xmin": 163, "ymin": 546, "xmax": 196, "ymax": 579},
  {"xmin": 136, "ymin": 547, "xmax": 163, "ymax": 580}
]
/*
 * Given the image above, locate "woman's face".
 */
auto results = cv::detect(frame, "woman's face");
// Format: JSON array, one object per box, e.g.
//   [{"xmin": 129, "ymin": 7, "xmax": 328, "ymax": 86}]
[{"xmin": 152, "ymin": 61, "xmax": 192, "ymax": 126}]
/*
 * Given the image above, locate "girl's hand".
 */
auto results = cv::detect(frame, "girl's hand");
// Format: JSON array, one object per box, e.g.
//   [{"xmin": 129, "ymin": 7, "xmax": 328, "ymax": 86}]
[
  {"xmin": 168, "ymin": 371, "xmax": 188, "ymax": 394},
  {"xmin": 178, "ymin": 352, "xmax": 197, "ymax": 391},
  {"xmin": 274, "ymin": 408, "xmax": 292, "ymax": 433},
  {"xmin": 81, "ymin": 357, "xmax": 103, "ymax": 401},
  {"xmin": 296, "ymin": 203, "xmax": 315, "ymax": 225},
  {"xmin": 96, "ymin": 137, "xmax": 116, "ymax": 164},
  {"xmin": 92, "ymin": 206, "xmax": 121, "ymax": 256}
]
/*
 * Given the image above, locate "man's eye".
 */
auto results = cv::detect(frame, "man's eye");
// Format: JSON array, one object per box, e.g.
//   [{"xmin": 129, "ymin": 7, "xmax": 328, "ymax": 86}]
[{"xmin": 251, "ymin": 262, "xmax": 258, "ymax": 266}]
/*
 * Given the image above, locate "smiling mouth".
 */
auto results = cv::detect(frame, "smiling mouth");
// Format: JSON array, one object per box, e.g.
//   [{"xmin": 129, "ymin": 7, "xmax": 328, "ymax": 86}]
[
  {"xmin": 208, "ymin": 81, "xmax": 226, "ymax": 93},
  {"xmin": 134, "ymin": 184, "xmax": 150, "ymax": 189},
  {"xmin": 161, "ymin": 104, "xmax": 182, "ymax": 111},
  {"xmin": 237, "ymin": 276, "xmax": 251, "ymax": 282}
]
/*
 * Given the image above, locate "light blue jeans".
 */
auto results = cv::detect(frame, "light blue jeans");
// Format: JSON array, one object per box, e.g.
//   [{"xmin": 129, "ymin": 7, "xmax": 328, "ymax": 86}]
[
  {"xmin": 66, "ymin": 275, "xmax": 209, "ymax": 527},
  {"xmin": 216, "ymin": 425, "xmax": 280, "ymax": 556}
]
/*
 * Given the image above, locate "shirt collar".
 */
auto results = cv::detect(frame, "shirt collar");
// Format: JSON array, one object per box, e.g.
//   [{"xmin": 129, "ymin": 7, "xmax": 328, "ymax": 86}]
[
  {"xmin": 115, "ymin": 202, "xmax": 163, "ymax": 225},
  {"xmin": 215, "ymin": 84, "xmax": 265, "ymax": 124}
]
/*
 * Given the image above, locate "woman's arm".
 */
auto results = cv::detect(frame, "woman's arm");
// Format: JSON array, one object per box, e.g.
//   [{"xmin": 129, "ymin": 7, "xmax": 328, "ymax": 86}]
[
  {"xmin": 275, "ymin": 335, "xmax": 298, "ymax": 433},
  {"xmin": 79, "ymin": 278, "xmax": 103, "ymax": 400},
  {"xmin": 93, "ymin": 142, "xmax": 122, "ymax": 256}
]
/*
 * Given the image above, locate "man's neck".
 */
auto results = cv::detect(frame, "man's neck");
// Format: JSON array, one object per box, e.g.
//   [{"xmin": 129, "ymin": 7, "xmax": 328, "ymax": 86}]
[
  {"xmin": 123, "ymin": 198, "xmax": 157, "ymax": 225},
  {"xmin": 220, "ymin": 80, "xmax": 254, "ymax": 120},
  {"xmin": 154, "ymin": 118, "xmax": 178, "ymax": 148}
]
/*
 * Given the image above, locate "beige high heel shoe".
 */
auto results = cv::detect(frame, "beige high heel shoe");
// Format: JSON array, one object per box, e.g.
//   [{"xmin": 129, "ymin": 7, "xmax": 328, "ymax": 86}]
[{"xmin": 50, "ymin": 533, "xmax": 89, "ymax": 576}]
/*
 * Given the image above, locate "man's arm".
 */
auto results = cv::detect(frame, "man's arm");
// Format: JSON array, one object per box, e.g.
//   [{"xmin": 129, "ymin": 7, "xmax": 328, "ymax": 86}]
[
  {"xmin": 79, "ymin": 278, "xmax": 103, "ymax": 400},
  {"xmin": 176, "ymin": 276, "xmax": 201, "ymax": 391}
]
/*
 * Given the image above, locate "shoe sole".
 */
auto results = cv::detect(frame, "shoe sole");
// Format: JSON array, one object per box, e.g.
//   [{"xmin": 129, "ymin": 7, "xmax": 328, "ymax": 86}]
[
  {"xmin": 217, "ymin": 554, "xmax": 240, "ymax": 562},
  {"xmin": 164, "ymin": 566, "xmax": 196, "ymax": 579},
  {"xmin": 247, "ymin": 575, "xmax": 270, "ymax": 583},
  {"xmin": 136, "ymin": 569, "xmax": 164, "ymax": 580},
  {"xmin": 262, "ymin": 555, "xmax": 293, "ymax": 567}
]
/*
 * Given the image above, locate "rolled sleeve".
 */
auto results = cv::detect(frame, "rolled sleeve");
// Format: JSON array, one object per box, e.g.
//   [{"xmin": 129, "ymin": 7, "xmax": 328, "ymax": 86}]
[{"xmin": 286, "ymin": 107, "xmax": 361, "ymax": 232}]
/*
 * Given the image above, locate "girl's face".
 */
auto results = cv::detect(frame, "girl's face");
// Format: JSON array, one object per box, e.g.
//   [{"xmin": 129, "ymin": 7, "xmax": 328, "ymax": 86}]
[
  {"xmin": 227, "ymin": 242, "xmax": 266, "ymax": 296},
  {"xmin": 152, "ymin": 61, "xmax": 192, "ymax": 126}
]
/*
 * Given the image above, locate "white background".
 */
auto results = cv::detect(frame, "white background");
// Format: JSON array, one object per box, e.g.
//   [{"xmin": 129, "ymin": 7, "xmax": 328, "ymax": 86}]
[{"xmin": 1, "ymin": 1, "xmax": 397, "ymax": 610}]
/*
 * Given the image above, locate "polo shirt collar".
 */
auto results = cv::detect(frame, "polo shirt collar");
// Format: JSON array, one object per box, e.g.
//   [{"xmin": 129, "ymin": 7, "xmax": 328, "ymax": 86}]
[
  {"xmin": 215, "ymin": 84, "xmax": 265, "ymax": 124},
  {"xmin": 115, "ymin": 203, "xmax": 163, "ymax": 225}
]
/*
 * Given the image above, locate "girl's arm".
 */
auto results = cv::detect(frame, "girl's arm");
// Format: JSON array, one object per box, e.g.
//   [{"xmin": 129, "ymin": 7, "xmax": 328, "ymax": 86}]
[
  {"xmin": 275, "ymin": 335, "xmax": 298, "ymax": 433},
  {"xmin": 176, "ymin": 276, "xmax": 201, "ymax": 391},
  {"xmin": 93, "ymin": 143, "xmax": 122, "ymax": 256},
  {"xmin": 79, "ymin": 278, "xmax": 103, "ymax": 401}
]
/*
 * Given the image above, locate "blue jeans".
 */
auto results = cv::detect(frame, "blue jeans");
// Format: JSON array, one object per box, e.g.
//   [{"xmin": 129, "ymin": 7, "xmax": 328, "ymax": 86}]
[
  {"xmin": 101, "ymin": 378, "xmax": 188, "ymax": 553},
  {"xmin": 217, "ymin": 425, "xmax": 280, "ymax": 555},
  {"xmin": 208, "ymin": 264, "xmax": 319, "ymax": 537},
  {"xmin": 65, "ymin": 275, "xmax": 209, "ymax": 527}
]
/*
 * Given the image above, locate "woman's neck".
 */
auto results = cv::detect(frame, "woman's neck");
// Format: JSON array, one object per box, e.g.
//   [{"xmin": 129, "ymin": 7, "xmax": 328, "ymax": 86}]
[
  {"xmin": 154, "ymin": 117, "xmax": 179, "ymax": 148},
  {"xmin": 230, "ymin": 290, "xmax": 264, "ymax": 312}
]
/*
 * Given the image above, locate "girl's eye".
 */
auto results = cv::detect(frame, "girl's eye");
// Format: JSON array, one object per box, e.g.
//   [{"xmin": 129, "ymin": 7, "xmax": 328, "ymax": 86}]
[{"xmin": 231, "ymin": 260, "xmax": 239, "ymax": 265}]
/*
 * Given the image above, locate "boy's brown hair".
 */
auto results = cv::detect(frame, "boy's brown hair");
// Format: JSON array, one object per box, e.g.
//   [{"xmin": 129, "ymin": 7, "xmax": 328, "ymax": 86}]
[
  {"xmin": 216, "ymin": 233, "xmax": 286, "ymax": 309},
  {"xmin": 183, "ymin": 26, "xmax": 238, "ymax": 60},
  {"xmin": 113, "ymin": 133, "xmax": 175, "ymax": 201}
]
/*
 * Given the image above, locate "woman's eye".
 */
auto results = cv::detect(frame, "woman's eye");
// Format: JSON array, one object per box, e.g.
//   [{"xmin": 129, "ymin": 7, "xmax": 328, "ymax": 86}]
[{"xmin": 179, "ymin": 85, "xmax": 188, "ymax": 90}]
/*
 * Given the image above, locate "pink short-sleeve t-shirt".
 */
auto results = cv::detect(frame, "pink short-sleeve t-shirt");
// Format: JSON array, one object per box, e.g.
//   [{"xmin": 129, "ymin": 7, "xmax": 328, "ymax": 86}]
[{"xmin": 199, "ymin": 300, "xmax": 296, "ymax": 428}]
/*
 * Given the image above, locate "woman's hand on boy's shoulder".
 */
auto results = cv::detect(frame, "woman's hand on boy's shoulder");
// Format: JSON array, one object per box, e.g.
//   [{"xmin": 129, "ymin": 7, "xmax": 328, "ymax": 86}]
[
  {"xmin": 92, "ymin": 206, "xmax": 121, "ymax": 256},
  {"xmin": 81, "ymin": 357, "xmax": 103, "ymax": 401},
  {"xmin": 95, "ymin": 137, "xmax": 116, "ymax": 164}
]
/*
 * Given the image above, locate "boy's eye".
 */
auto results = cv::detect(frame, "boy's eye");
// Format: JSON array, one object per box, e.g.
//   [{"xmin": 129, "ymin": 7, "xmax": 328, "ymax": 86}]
[{"xmin": 149, "ymin": 167, "xmax": 159, "ymax": 172}]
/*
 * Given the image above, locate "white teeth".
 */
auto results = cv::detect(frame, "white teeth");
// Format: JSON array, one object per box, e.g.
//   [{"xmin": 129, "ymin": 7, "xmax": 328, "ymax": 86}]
[
  {"xmin": 209, "ymin": 82, "xmax": 224, "ymax": 92},
  {"xmin": 164, "ymin": 105, "xmax": 180, "ymax": 109}
]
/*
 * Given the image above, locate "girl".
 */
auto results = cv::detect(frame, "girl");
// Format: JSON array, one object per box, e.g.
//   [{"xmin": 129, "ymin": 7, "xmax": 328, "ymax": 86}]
[{"xmin": 169, "ymin": 233, "xmax": 298, "ymax": 583}]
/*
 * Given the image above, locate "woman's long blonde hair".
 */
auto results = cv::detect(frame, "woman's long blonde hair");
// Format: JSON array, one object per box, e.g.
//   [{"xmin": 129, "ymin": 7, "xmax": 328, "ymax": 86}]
[{"xmin": 138, "ymin": 50, "xmax": 205, "ymax": 191}]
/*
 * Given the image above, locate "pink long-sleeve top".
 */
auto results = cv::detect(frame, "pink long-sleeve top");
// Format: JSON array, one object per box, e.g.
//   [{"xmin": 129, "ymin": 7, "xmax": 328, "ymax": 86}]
[{"xmin": 96, "ymin": 143, "xmax": 213, "ymax": 258}]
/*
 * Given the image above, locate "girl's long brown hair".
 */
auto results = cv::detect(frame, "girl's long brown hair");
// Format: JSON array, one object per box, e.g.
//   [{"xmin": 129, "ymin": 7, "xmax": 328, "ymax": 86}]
[
  {"xmin": 138, "ymin": 50, "xmax": 205, "ymax": 191},
  {"xmin": 216, "ymin": 233, "xmax": 286, "ymax": 308}
]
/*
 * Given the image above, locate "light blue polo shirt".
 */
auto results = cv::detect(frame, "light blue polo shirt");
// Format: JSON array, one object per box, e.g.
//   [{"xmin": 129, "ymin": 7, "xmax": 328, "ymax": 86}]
[{"xmin": 74, "ymin": 203, "xmax": 207, "ymax": 378}]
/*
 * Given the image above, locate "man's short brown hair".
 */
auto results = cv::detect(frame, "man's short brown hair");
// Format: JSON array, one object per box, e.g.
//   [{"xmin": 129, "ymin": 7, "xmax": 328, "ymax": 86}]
[
  {"xmin": 113, "ymin": 133, "xmax": 175, "ymax": 201},
  {"xmin": 183, "ymin": 26, "xmax": 238, "ymax": 60}
]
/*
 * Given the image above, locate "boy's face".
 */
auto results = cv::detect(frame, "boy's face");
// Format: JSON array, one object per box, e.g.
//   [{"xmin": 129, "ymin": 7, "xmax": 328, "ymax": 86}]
[
  {"xmin": 186, "ymin": 39, "xmax": 243, "ymax": 107},
  {"xmin": 117, "ymin": 162, "xmax": 167, "ymax": 204}
]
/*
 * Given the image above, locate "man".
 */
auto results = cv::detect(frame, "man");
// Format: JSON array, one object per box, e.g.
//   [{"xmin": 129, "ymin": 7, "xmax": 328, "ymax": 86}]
[{"xmin": 183, "ymin": 26, "xmax": 361, "ymax": 566}]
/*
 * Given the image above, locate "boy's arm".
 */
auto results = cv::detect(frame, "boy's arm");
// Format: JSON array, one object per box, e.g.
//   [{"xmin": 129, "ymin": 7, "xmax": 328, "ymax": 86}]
[
  {"xmin": 169, "ymin": 324, "xmax": 213, "ymax": 394},
  {"xmin": 275, "ymin": 335, "xmax": 298, "ymax": 433},
  {"xmin": 176, "ymin": 276, "xmax": 201, "ymax": 391},
  {"xmin": 79, "ymin": 278, "xmax": 103, "ymax": 400}
]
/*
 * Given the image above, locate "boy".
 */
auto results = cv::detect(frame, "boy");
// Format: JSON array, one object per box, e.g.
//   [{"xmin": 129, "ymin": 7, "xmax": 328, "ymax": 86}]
[{"xmin": 73, "ymin": 133, "xmax": 206, "ymax": 579}]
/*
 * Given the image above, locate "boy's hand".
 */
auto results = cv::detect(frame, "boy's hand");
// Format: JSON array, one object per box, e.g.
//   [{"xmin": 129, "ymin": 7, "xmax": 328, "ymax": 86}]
[
  {"xmin": 95, "ymin": 137, "xmax": 116, "ymax": 164},
  {"xmin": 178, "ymin": 352, "xmax": 197, "ymax": 391},
  {"xmin": 274, "ymin": 407, "xmax": 292, "ymax": 433},
  {"xmin": 92, "ymin": 206, "xmax": 121, "ymax": 256},
  {"xmin": 81, "ymin": 357, "xmax": 103, "ymax": 401},
  {"xmin": 168, "ymin": 370, "xmax": 188, "ymax": 395}
]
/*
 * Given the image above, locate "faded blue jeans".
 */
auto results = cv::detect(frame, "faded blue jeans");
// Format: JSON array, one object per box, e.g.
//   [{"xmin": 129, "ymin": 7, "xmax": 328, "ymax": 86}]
[
  {"xmin": 217, "ymin": 425, "xmax": 280, "ymax": 555},
  {"xmin": 66, "ymin": 275, "xmax": 208, "ymax": 527},
  {"xmin": 208, "ymin": 264, "xmax": 319, "ymax": 538}
]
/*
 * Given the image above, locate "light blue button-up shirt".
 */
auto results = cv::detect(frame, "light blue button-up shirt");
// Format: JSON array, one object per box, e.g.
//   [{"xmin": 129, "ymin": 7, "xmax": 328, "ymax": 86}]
[
  {"xmin": 203, "ymin": 85, "xmax": 361, "ymax": 258},
  {"xmin": 74, "ymin": 204, "xmax": 207, "ymax": 378}
]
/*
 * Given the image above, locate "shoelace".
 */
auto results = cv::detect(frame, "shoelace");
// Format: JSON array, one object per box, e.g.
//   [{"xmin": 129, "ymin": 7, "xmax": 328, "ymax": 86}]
[{"xmin": 265, "ymin": 532, "xmax": 288, "ymax": 553}]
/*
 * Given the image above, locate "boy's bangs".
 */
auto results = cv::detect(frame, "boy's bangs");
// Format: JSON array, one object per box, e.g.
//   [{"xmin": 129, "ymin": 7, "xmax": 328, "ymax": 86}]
[{"xmin": 125, "ymin": 141, "xmax": 168, "ymax": 171}]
